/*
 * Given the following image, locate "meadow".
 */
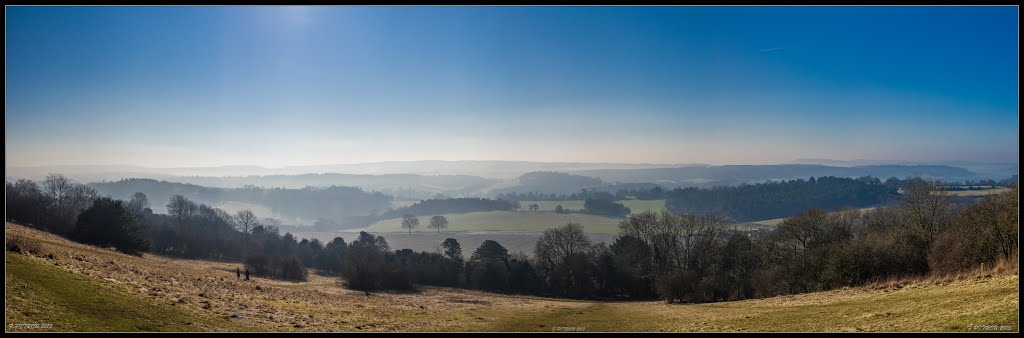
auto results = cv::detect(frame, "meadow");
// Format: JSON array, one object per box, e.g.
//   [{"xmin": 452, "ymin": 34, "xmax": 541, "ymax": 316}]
[
  {"xmin": 515, "ymin": 199, "xmax": 666, "ymax": 213},
  {"xmin": 352, "ymin": 210, "xmax": 624, "ymax": 234}
]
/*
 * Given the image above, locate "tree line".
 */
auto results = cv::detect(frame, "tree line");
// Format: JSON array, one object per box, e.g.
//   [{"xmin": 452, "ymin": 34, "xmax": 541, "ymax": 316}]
[
  {"xmin": 664, "ymin": 176, "xmax": 900, "ymax": 222},
  {"xmin": 89, "ymin": 178, "xmax": 393, "ymax": 227}
]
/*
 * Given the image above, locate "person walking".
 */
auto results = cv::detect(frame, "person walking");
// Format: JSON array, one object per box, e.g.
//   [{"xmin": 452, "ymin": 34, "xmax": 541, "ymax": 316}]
[
  {"xmin": 244, "ymin": 268, "xmax": 250, "ymax": 281},
  {"xmin": 236, "ymin": 267, "xmax": 241, "ymax": 279}
]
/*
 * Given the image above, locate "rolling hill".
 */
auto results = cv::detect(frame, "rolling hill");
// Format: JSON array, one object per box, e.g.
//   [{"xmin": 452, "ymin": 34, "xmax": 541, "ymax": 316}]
[{"xmin": 573, "ymin": 164, "xmax": 980, "ymax": 187}]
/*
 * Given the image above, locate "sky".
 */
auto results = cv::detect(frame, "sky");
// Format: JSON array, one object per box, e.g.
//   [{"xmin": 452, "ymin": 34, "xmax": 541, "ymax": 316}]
[{"xmin": 5, "ymin": 6, "xmax": 1019, "ymax": 168}]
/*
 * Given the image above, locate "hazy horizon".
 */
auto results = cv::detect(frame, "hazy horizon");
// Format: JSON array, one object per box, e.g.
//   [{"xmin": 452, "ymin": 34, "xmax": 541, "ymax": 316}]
[
  {"xmin": 6, "ymin": 6, "xmax": 1019, "ymax": 168},
  {"xmin": 6, "ymin": 157, "xmax": 1019, "ymax": 171}
]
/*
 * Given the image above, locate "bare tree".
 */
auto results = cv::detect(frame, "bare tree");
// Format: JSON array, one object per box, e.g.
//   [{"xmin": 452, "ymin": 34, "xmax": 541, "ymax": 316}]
[
  {"xmin": 41, "ymin": 173, "xmax": 72, "ymax": 208},
  {"xmin": 40, "ymin": 174, "xmax": 96, "ymax": 235},
  {"xmin": 235, "ymin": 210, "xmax": 260, "ymax": 256},
  {"xmin": 428, "ymin": 215, "xmax": 449, "ymax": 233},
  {"xmin": 902, "ymin": 177, "xmax": 955, "ymax": 244},
  {"xmin": 619, "ymin": 210, "xmax": 683, "ymax": 271},
  {"xmin": 401, "ymin": 214, "xmax": 419, "ymax": 235},
  {"xmin": 167, "ymin": 194, "xmax": 198, "ymax": 240},
  {"xmin": 41, "ymin": 173, "xmax": 74, "ymax": 232},
  {"xmin": 126, "ymin": 192, "xmax": 151, "ymax": 219},
  {"xmin": 776, "ymin": 208, "xmax": 828, "ymax": 253},
  {"xmin": 67, "ymin": 185, "xmax": 99, "ymax": 215},
  {"xmin": 535, "ymin": 222, "xmax": 592, "ymax": 267},
  {"xmin": 676, "ymin": 213, "xmax": 726, "ymax": 270}
]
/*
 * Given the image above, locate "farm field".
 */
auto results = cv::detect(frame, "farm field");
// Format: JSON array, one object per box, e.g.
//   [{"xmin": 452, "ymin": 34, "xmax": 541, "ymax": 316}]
[
  {"xmin": 620, "ymin": 199, "xmax": 668, "ymax": 214},
  {"xmin": 352, "ymin": 211, "xmax": 623, "ymax": 234},
  {"xmin": 5, "ymin": 222, "xmax": 1017, "ymax": 332},
  {"xmin": 511, "ymin": 199, "xmax": 667, "ymax": 214}
]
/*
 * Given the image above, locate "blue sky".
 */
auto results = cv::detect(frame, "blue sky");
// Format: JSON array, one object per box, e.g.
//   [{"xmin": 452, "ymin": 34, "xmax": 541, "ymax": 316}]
[{"xmin": 5, "ymin": 6, "xmax": 1019, "ymax": 167}]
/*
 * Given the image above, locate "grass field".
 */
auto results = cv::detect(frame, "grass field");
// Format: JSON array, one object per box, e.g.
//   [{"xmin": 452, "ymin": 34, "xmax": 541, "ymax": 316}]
[
  {"xmin": 620, "ymin": 199, "xmax": 668, "ymax": 214},
  {"xmin": 353, "ymin": 211, "xmax": 624, "ymax": 234},
  {"xmin": 5, "ymin": 222, "xmax": 1017, "ymax": 332},
  {"xmin": 518, "ymin": 200, "xmax": 585, "ymax": 211},
  {"xmin": 352, "ymin": 200, "xmax": 665, "ymax": 235},
  {"xmin": 748, "ymin": 207, "xmax": 879, "ymax": 227}
]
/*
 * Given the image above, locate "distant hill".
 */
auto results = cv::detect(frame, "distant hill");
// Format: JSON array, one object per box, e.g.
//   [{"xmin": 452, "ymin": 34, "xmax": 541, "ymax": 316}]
[
  {"xmin": 7, "ymin": 162, "xmax": 1002, "ymax": 201},
  {"xmin": 89, "ymin": 179, "xmax": 392, "ymax": 226},
  {"xmin": 573, "ymin": 164, "xmax": 978, "ymax": 188},
  {"xmin": 166, "ymin": 173, "xmax": 499, "ymax": 200},
  {"xmin": 490, "ymin": 171, "xmax": 605, "ymax": 195},
  {"xmin": 791, "ymin": 159, "xmax": 1017, "ymax": 180},
  {"xmin": 4, "ymin": 160, "xmax": 699, "ymax": 181}
]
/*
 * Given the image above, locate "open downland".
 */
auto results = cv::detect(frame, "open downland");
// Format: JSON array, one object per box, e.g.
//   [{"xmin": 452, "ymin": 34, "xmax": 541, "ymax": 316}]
[
  {"xmin": 748, "ymin": 207, "xmax": 879, "ymax": 227},
  {"xmin": 354, "ymin": 211, "xmax": 624, "ymax": 234},
  {"xmin": 356, "ymin": 200, "xmax": 664, "ymax": 235},
  {"xmin": 518, "ymin": 199, "xmax": 667, "ymax": 214},
  {"xmin": 5, "ymin": 222, "xmax": 1017, "ymax": 332}
]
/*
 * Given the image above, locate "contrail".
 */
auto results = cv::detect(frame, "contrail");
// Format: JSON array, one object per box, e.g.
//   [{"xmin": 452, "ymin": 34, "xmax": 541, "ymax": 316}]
[{"xmin": 759, "ymin": 47, "xmax": 785, "ymax": 52}]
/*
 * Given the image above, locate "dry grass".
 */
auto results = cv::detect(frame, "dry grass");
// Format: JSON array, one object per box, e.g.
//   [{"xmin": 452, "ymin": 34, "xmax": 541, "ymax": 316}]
[
  {"xmin": 5, "ymin": 222, "xmax": 1018, "ymax": 332},
  {"xmin": 6, "ymin": 235, "xmax": 44, "ymax": 256},
  {"xmin": 3, "ymin": 222, "xmax": 576, "ymax": 332}
]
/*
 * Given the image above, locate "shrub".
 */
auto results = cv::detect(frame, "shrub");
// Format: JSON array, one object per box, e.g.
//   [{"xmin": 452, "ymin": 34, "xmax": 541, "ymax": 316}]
[
  {"xmin": 929, "ymin": 189, "xmax": 1018, "ymax": 275},
  {"xmin": 6, "ymin": 236, "xmax": 42, "ymax": 255},
  {"xmin": 245, "ymin": 254, "xmax": 308, "ymax": 282}
]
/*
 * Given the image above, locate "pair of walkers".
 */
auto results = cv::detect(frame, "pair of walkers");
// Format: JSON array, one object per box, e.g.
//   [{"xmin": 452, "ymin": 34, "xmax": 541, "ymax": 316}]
[{"xmin": 236, "ymin": 267, "xmax": 250, "ymax": 280}]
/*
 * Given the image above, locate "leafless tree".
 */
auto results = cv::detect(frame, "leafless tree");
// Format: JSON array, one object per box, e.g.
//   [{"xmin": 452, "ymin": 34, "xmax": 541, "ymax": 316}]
[
  {"xmin": 235, "ymin": 210, "xmax": 260, "ymax": 256},
  {"xmin": 126, "ymin": 192, "xmax": 151, "ymax": 220},
  {"xmin": 41, "ymin": 173, "xmax": 72, "ymax": 208},
  {"xmin": 902, "ymin": 177, "xmax": 955, "ymax": 244},
  {"xmin": 428, "ymin": 215, "xmax": 449, "ymax": 233},
  {"xmin": 401, "ymin": 214, "xmax": 419, "ymax": 235},
  {"xmin": 535, "ymin": 222, "xmax": 592, "ymax": 267}
]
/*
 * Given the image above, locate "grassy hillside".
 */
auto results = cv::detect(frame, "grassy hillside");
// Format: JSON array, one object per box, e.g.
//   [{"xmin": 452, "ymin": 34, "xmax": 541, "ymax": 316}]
[
  {"xmin": 5, "ymin": 222, "xmax": 1017, "ymax": 332},
  {"xmin": 353, "ymin": 211, "xmax": 623, "ymax": 234},
  {"xmin": 487, "ymin": 273, "xmax": 1018, "ymax": 332},
  {"xmin": 5, "ymin": 253, "xmax": 255, "ymax": 332}
]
